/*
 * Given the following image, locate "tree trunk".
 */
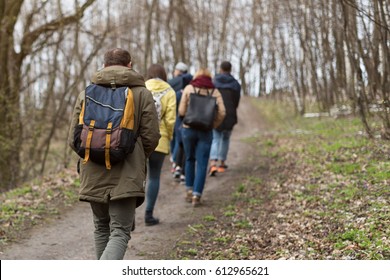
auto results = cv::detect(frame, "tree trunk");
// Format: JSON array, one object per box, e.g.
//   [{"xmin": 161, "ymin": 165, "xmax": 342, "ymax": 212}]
[
  {"xmin": 0, "ymin": 1, "xmax": 24, "ymax": 190},
  {"xmin": 0, "ymin": 0, "xmax": 96, "ymax": 190}
]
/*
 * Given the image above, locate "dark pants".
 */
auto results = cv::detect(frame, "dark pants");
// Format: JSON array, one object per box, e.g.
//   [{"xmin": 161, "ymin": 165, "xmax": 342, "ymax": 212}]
[{"xmin": 146, "ymin": 151, "xmax": 166, "ymax": 212}]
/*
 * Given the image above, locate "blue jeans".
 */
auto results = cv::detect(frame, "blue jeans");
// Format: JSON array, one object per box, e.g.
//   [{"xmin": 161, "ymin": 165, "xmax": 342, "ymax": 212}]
[
  {"xmin": 172, "ymin": 119, "xmax": 183, "ymax": 163},
  {"xmin": 170, "ymin": 132, "xmax": 176, "ymax": 161},
  {"xmin": 90, "ymin": 197, "xmax": 136, "ymax": 260},
  {"xmin": 209, "ymin": 129, "xmax": 232, "ymax": 162},
  {"xmin": 181, "ymin": 127, "xmax": 213, "ymax": 197},
  {"xmin": 146, "ymin": 151, "xmax": 166, "ymax": 212}
]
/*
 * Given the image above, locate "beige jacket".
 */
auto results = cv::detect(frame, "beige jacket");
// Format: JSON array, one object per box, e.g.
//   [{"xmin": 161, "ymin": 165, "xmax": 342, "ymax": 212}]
[{"xmin": 178, "ymin": 85, "xmax": 226, "ymax": 129}]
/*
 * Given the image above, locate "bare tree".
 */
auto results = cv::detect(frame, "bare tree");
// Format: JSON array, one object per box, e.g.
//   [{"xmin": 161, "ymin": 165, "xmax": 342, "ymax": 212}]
[
  {"xmin": 1, "ymin": 0, "xmax": 389, "ymax": 191},
  {"xmin": 0, "ymin": 0, "xmax": 96, "ymax": 190}
]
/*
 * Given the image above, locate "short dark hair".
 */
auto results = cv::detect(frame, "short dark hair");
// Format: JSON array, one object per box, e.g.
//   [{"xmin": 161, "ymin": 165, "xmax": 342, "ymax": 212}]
[
  {"xmin": 104, "ymin": 48, "xmax": 131, "ymax": 66},
  {"xmin": 146, "ymin": 64, "xmax": 167, "ymax": 81},
  {"xmin": 220, "ymin": 61, "xmax": 232, "ymax": 73}
]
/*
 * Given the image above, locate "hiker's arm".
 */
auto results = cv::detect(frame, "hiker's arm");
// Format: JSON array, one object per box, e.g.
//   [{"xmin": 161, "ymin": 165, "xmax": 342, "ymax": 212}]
[
  {"xmin": 178, "ymin": 85, "xmax": 190, "ymax": 117},
  {"xmin": 67, "ymin": 91, "xmax": 84, "ymax": 152},
  {"xmin": 213, "ymin": 89, "xmax": 226, "ymax": 128},
  {"xmin": 235, "ymin": 82, "xmax": 241, "ymax": 108},
  {"xmin": 139, "ymin": 89, "xmax": 160, "ymax": 158},
  {"xmin": 164, "ymin": 89, "xmax": 177, "ymax": 141}
]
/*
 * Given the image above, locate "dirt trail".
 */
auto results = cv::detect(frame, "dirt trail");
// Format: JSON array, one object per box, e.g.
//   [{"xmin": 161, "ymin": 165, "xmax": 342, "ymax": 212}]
[{"xmin": 0, "ymin": 96, "xmax": 264, "ymax": 260}]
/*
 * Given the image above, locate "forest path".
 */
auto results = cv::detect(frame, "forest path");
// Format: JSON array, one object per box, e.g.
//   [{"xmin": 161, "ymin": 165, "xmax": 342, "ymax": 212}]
[{"xmin": 0, "ymin": 96, "xmax": 265, "ymax": 260}]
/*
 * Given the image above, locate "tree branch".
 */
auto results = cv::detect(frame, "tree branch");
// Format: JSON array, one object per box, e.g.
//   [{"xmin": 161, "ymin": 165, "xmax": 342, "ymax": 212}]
[
  {"xmin": 341, "ymin": 0, "xmax": 390, "ymax": 32},
  {"xmin": 18, "ymin": 0, "xmax": 95, "ymax": 63}
]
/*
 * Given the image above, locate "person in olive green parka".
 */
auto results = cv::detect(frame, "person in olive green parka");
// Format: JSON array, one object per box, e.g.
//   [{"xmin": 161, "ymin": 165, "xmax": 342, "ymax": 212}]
[{"xmin": 68, "ymin": 48, "xmax": 160, "ymax": 260}]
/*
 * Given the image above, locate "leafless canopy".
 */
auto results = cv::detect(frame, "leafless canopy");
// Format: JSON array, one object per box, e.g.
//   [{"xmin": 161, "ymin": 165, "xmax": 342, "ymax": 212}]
[{"xmin": 0, "ymin": 0, "xmax": 388, "ymax": 190}]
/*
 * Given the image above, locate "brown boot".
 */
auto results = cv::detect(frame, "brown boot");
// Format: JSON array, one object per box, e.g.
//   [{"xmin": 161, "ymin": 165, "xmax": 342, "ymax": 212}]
[
  {"xmin": 185, "ymin": 189, "xmax": 193, "ymax": 203},
  {"xmin": 192, "ymin": 195, "xmax": 201, "ymax": 207}
]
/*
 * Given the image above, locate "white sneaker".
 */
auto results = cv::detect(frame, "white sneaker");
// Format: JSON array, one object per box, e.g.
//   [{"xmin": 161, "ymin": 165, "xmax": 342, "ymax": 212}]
[
  {"xmin": 180, "ymin": 175, "xmax": 185, "ymax": 185},
  {"xmin": 173, "ymin": 166, "xmax": 181, "ymax": 179}
]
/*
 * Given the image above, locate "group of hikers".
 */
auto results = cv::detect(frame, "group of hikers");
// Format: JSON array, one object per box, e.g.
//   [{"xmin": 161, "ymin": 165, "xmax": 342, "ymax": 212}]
[{"xmin": 68, "ymin": 48, "xmax": 241, "ymax": 260}]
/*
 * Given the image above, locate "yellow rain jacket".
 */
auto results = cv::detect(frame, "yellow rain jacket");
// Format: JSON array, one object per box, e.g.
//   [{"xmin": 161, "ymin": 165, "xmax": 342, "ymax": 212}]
[{"xmin": 145, "ymin": 78, "xmax": 176, "ymax": 154}]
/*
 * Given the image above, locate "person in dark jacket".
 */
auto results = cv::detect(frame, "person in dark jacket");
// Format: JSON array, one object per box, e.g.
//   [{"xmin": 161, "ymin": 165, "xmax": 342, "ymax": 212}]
[
  {"xmin": 68, "ymin": 48, "xmax": 160, "ymax": 259},
  {"xmin": 168, "ymin": 62, "xmax": 192, "ymax": 182},
  {"xmin": 168, "ymin": 62, "xmax": 192, "ymax": 92},
  {"xmin": 209, "ymin": 61, "xmax": 241, "ymax": 176}
]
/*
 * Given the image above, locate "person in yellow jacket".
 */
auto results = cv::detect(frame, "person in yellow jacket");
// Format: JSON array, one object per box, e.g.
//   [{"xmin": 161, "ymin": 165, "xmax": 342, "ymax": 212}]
[{"xmin": 144, "ymin": 64, "xmax": 176, "ymax": 225}]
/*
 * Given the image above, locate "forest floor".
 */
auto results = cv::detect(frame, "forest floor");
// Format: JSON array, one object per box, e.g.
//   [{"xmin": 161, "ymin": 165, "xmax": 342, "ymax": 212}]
[{"xmin": 0, "ymin": 96, "xmax": 389, "ymax": 260}]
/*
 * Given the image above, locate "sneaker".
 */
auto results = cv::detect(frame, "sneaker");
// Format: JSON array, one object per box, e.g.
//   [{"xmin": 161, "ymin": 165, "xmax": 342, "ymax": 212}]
[
  {"xmin": 185, "ymin": 190, "xmax": 193, "ymax": 202},
  {"xmin": 180, "ymin": 174, "xmax": 186, "ymax": 185},
  {"xmin": 171, "ymin": 163, "xmax": 176, "ymax": 174},
  {"xmin": 173, "ymin": 166, "xmax": 181, "ymax": 180},
  {"xmin": 192, "ymin": 195, "xmax": 201, "ymax": 207},
  {"xmin": 209, "ymin": 165, "xmax": 218, "ymax": 176},
  {"xmin": 217, "ymin": 165, "xmax": 228, "ymax": 173}
]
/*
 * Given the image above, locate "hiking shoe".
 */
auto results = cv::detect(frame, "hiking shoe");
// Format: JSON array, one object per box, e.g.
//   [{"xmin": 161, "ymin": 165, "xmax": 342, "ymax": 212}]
[
  {"xmin": 217, "ymin": 165, "xmax": 228, "ymax": 173},
  {"xmin": 185, "ymin": 190, "xmax": 193, "ymax": 202},
  {"xmin": 192, "ymin": 195, "xmax": 201, "ymax": 207},
  {"xmin": 209, "ymin": 165, "xmax": 218, "ymax": 176}
]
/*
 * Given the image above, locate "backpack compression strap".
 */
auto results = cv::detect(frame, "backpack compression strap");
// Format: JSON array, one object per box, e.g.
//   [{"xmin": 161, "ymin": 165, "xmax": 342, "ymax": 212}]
[
  {"xmin": 105, "ymin": 122, "xmax": 113, "ymax": 169},
  {"xmin": 83, "ymin": 120, "xmax": 95, "ymax": 164}
]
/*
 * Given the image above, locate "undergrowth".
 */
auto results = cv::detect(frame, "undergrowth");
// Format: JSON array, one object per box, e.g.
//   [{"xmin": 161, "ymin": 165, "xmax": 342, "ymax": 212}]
[
  {"xmin": 0, "ymin": 169, "xmax": 79, "ymax": 249},
  {"xmin": 173, "ymin": 98, "xmax": 390, "ymax": 260}
]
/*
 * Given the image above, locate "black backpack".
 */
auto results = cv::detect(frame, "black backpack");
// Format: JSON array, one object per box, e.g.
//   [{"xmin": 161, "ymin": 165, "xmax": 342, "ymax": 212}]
[{"xmin": 183, "ymin": 86, "xmax": 217, "ymax": 131}]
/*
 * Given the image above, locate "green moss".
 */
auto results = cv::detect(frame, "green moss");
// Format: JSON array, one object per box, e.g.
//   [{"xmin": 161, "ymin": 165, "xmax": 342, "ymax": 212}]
[{"xmin": 203, "ymin": 215, "xmax": 216, "ymax": 222}]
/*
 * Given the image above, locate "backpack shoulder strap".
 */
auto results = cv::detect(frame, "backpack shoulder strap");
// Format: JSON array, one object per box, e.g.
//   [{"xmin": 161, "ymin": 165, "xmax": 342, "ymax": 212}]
[
  {"xmin": 151, "ymin": 88, "xmax": 171, "ymax": 98},
  {"xmin": 192, "ymin": 85, "xmax": 200, "ymax": 95},
  {"xmin": 79, "ymin": 100, "xmax": 86, "ymax": 125},
  {"xmin": 120, "ymin": 87, "xmax": 135, "ymax": 130},
  {"xmin": 207, "ymin": 88, "xmax": 215, "ymax": 96}
]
